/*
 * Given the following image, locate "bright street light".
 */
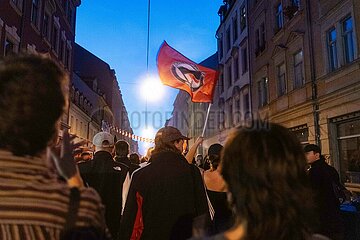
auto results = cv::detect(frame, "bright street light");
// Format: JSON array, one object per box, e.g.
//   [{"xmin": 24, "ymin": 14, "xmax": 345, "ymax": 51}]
[{"xmin": 140, "ymin": 74, "xmax": 165, "ymax": 102}]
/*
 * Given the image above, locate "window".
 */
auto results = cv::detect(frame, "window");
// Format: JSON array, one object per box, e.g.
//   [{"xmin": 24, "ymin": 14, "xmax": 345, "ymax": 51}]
[
  {"xmin": 219, "ymin": 37, "xmax": 223, "ymax": 59},
  {"xmin": 234, "ymin": 54, "xmax": 239, "ymax": 80},
  {"xmin": 65, "ymin": 46, "xmax": 71, "ymax": 69},
  {"xmin": 229, "ymin": 100, "xmax": 233, "ymax": 127},
  {"xmin": 243, "ymin": 93, "xmax": 250, "ymax": 116},
  {"xmin": 233, "ymin": 14, "xmax": 238, "ymax": 42},
  {"xmin": 219, "ymin": 71, "xmax": 224, "ymax": 93},
  {"xmin": 59, "ymin": 39, "xmax": 65, "ymax": 63},
  {"xmin": 327, "ymin": 27, "xmax": 338, "ymax": 71},
  {"xmin": 294, "ymin": 50, "xmax": 304, "ymax": 88},
  {"xmin": 218, "ymin": 99, "xmax": 225, "ymax": 129},
  {"xmin": 260, "ymin": 23, "xmax": 266, "ymax": 49},
  {"xmin": 227, "ymin": 64, "xmax": 232, "ymax": 87},
  {"xmin": 275, "ymin": 2, "xmax": 284, "ymax": 31},
  {"xmin": 241, "ymin": 47, "xmax": 248, "ymax": 74},
  {"xmin": 52, "ymin": 25, "xmax": 59, "ymax": 53},
  {"xmin": 240, "ymin": 5, "xmax": 246, "ymax": 32},
  {"xmin": 70, "ymin": 116, "xmax": 74, "ymax": 133},
  {"xmin": 256, "ymin": 23, "xmax": 266, "ymax": 56},
  {"xmin": 80, "ymin": 121, "xmax": 83, "ymax": 137},
  {"xmin": 337, "ymin": 118, "xmax": 360, "ymax": 183},
  {"xmin": 342, "ymin": 17, "xmax": 354, "ymax": 64},
  {"xmin": 235, "ymin": 96, "xmax": 241, "ymax": 123},
  {"xmin": 277, "ymin": 63, "xmax": 286, "ymax": 96},
  {"xmin": 258, "ymin": 78, "xmax": 268, "ymax": 107},
  {"xmin": 42, "ymin": 13, "xmax": 50, "ymax": 40},
  {"xmin": 4, "ymin": 39, "xmax": 15, "ymax": 56},
  {"xmin": 290, "ymin": 125, "xmax": 308, "ymax": 144},
  {"xmin": 226, "ymin": 27, "xmax": 231, "ymax": 52},
  {"xmin": 31, "ymin": 0, "xmax": 40, "ymax": 27},
  {"xmin": 75, "ymin": 119, "xmax": 78, "ymax": 135}
]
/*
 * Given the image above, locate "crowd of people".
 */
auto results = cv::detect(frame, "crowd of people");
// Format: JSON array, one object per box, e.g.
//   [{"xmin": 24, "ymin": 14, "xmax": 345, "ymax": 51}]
[{"xmin": 0, "ymin": 53, "xmax": 355, "ymax": 240}]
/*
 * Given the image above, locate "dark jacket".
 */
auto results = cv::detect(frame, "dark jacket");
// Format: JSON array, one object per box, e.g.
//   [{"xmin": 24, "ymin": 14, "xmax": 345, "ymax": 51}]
[
  {"xmin": 79, "ymin": 151, "xmax": 128, "ymax": 239},
  {"xmin": 114, "ymin": 156, "xmax": 139, "ymax": 176},
  {"xmin": 119, "ymin": 151, "xmax": 208, "ymax": 240},
  {"xmin": 308, "ymin": 158, "xmax": 344, "ymax": 239}
]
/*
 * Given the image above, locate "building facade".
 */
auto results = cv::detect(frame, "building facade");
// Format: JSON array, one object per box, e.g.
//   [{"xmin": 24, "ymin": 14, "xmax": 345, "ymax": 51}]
[
  {"xmin": 0, "ymin": 0, "xmax": 81, "ymax": 128},
  {"xmin": 169, "ymin": 0, "xmax": 251, "ymax": 156},
  {"xmin": 73, "ymin": 44, "xmax": 138, "ymax": 153},
  {"xmin": 217, "ymin": 0, "xmax": 251, "ymax": 136},
  {"xmin": 248, "ymin": 0, "xmax": 360, "ymax": 189}
]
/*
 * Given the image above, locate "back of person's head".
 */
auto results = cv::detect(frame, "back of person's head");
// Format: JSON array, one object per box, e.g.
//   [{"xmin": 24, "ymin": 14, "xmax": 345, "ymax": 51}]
[
  {"xmin": 129, "ymin": 153, "xmax": 140, "ymax": 165},
  {"xmin": 0, "ymin": 54, "xmax": 67, "ymax": 156},
  {"xmin": 153, "ymin": 126, "xmax": 189, "ymax": 155},
  {"xmin": 115, "ymin": 140, "xmax": 129, "ymax": 157},
  {"xmin": 207, "ymin": 143, "xmax": 223, "ymax": 170},
  {"xmin": 221, "ymin": 120, "xmax": 315, "ymax": 240},
  {"xmin": 93, "ymin": 132, "xmax": 114, "ymax": 153}
]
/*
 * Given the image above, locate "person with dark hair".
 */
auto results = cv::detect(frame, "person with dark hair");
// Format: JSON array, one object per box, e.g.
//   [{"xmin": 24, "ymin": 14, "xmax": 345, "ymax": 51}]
[
  {"xmin": 191, "ymin": 121, "xmax": 328, "ymax": 240},
  {"xmin": 120, "ymin": 126, "xmax": 208, "ymax": 240},
  {"xmin": 304, "ymin": 144, "xmax": 348, "ymax": 240},
  {"xmin": 79, "ymin": 132, "xmax": 126, "ymax": 239},
  {"xmin": 0, "ymin": 54, "xmax": 107, "ymax": 239},
  {"xmin": 114, "ymin": 140, "xmax": 139, "ymax": 174},
  {"xmin": 129, "ymin": 153, "xmax": 140, "ymax": 165},
  {"xmin": 203, "ymin": 144, "xmax": 234, "ymax": 235},
  {"xmin": 113, "ymin": 140, "xmax": 139, "ymax": 216}
]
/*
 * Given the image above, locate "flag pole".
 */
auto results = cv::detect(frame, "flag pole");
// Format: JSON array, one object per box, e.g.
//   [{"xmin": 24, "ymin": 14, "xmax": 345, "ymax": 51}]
[{"xmin": 201, "ymin": 103, "xmax": 212, "ymax": 137}]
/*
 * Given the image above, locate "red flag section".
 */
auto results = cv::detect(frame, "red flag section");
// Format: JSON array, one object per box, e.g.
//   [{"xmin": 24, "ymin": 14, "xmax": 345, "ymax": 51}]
[{"xmin": 157, "ymin": 41, "xmax": 219, "ymax": 103}]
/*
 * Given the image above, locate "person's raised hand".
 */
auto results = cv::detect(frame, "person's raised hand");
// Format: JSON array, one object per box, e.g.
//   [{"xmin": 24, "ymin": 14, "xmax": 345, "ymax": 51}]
[
  {"xmin": 195, "ymin": 136, "xmax": 204, "ymax": 146},
  {"xmin": 50, "ymin": 130, "xmax": 85, "ymax": 179}
]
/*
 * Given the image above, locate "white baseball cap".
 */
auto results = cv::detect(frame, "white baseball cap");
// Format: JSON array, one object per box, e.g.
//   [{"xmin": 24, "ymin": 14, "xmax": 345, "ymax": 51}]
[{"xmin": 93, "ymin": 132, "xmax": 114, "ymax": 147}]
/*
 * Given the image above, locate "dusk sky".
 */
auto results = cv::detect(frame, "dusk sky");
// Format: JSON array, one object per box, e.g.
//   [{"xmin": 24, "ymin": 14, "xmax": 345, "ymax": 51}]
[{"xmin": 75, "ymin": 1, "xmax": 221, "ymax": 154}]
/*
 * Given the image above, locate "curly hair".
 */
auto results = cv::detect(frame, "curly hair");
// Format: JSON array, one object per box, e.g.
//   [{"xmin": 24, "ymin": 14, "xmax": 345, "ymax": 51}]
[
  {"xmin": 0, "ymin": 54, "xmax": 68, "ymax": 156},
  {"xmin": 221, "ymin": 121, "xmax": 316, "ymax": 240}
]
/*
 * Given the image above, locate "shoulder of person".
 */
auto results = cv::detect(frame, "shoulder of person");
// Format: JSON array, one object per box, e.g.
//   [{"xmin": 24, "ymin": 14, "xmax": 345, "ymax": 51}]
[
  {"xmin": 130, "ymin": 163, "xmax": 151, "ymax": 180},
  {"xmin": 114, "ymin": 161, "xmax": 129, "ymax": 170},
  {"xmin": 309, "ymin": 234, "xmax": 331, "ymax": 240}
]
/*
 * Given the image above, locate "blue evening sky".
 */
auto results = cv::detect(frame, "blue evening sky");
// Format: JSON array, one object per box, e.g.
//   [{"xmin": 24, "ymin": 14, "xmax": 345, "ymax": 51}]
[{"xmin": 75, "ymin": 1, "xmax": 221, "ymax": 154}]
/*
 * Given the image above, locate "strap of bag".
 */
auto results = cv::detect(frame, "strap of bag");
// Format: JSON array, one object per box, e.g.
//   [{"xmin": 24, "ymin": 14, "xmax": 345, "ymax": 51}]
[
  {"xmin": 201, "ymin": 170, "xmax": 215, "ymax": 220},
  {"xmin": 63, "ymin": 187, "xmax": 81, "ymax": 232}
]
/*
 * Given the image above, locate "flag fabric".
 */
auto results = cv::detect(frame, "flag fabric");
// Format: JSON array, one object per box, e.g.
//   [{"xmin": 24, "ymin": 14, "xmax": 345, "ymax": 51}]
[{"xmin": 157, "ymin": 41, "xmax": 219, "ymax": 103}]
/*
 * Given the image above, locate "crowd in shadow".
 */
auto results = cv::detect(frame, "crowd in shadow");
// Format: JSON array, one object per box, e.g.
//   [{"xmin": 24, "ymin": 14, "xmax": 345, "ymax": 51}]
[{"xmin": 1, "ymin": 54, "xmax": 358, "ymax": 240}]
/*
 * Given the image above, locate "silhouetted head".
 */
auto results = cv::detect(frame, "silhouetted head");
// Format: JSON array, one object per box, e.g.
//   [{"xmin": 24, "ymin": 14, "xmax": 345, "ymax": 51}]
[
  {"xmin": 0, "ymin": 54, "xmax": 68, "ymax": 156},
  {"xmin": 115, "ymin": 140, "xmax": 130, "ymax": 157},
  {"xmin": 221, "ymin": 120, "xmax": 315, "ymax": 239},
  {"xmin": 153, "ymin": 126, "xmax": 189, "ymax": 155}
]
